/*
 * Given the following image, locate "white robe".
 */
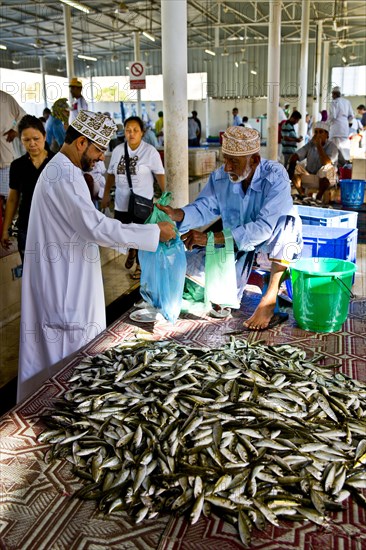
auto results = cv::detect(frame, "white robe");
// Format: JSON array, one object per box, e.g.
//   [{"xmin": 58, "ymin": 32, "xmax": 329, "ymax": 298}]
[{"xmin": 18, "ymin": 152, "xmax": 159, "ymax": 402}]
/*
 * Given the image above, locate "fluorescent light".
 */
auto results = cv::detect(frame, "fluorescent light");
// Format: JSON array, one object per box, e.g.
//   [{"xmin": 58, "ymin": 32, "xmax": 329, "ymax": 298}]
[
  {"xmin": 78, "ymin": 54, "xmax": 97, "ymax": 61},
  {"xmin": 59, "ymin": 0, "xmax": 92, "ymax": 13},
  {"xmin": 0, "ymin": 44, "xmax": 7, "ymax": 50},
  {"xmin": 142, "ymin": 31, "xmax": 155, "ymax": 42},
  {"xmin": 251, "ymin": 69, "xmax": 257, "ymax": 75},
  {"xmin": 205, "ymin": 49, "xmax": 216, "ymax": 56}
]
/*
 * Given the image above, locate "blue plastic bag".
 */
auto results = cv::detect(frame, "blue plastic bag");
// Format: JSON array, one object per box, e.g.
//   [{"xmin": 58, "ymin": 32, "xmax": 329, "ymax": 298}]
[{"xmin": 138, "ymin": 193, "xmax": 187, "ymax": 324}]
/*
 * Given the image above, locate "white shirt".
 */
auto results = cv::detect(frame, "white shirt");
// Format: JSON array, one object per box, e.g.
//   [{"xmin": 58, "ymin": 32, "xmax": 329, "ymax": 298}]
[
  {"xmin": 108, "ymin": 141, "xmax": 164, "ymax": 212},
  {"xmin": 69, "ymin": 95, "xmax": 88, "ymax": 122},
  {"xmin": 0, "ymin": 91, "xmax": 26, "ymax": 168},
  {"xmin": 328, "ymin": 97, "xmax": 354, "ymax": 139},
  {"xmin": 188, "ymin": 118, "xmax": 200, "ymax": 140},
  {"xmin": 86, "ymin": 160, "xmax": 106, "ymax": 198},
  {"xmin": 18, "ymin": 152, "xmax": 160, "ymax": 402}
]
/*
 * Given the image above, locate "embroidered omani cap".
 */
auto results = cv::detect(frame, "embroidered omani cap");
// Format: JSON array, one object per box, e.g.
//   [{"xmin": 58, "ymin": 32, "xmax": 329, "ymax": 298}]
[
  {"xmin": 314, "ymin": 121, "xmax": 330, "ymax": 133},
  {"xmin": 70, "ymin": 110, "xmax": 117, "ymax": 150},
  {"xmin": 69, "ymin": 78, "xmax": 83, "ymax": 87},
  {"xmin": 222, "ymin": 126, "xmax": 260, "ymax": 156}
]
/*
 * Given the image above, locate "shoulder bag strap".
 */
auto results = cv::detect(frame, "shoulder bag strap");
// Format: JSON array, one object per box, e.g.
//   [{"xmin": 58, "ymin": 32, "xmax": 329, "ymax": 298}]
[{"xmin": 124, "ymin": 141, "xmax": 133, "ymax": 192}]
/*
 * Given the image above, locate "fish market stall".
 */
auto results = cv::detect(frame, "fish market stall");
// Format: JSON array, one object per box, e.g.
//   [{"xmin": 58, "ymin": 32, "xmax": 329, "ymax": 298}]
[{"xmin": 1, "ymin": 293, "xmax": 366, "ymax": 550}]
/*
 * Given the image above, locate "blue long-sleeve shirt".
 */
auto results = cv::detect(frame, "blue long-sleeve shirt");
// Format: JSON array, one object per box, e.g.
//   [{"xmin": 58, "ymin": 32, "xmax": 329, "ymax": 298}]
[
  {"xmin": 45, "ymin": 116, "xmax": 66, "ymax": 151},
  {"xmin": 178, "ymin": 160, "xmax": 299, "ymax": 254}
]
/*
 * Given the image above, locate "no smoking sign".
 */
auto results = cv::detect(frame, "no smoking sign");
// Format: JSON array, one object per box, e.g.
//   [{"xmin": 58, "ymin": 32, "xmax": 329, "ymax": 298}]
[{"xmin": 129, "ymin": 61, "xmax": 146, "ymax": 89}]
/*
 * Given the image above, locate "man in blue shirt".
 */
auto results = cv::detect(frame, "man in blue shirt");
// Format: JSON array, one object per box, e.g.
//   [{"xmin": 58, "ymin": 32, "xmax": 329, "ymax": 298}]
[
  {"xmin": 232, "ymin": 108, "xmax": 242, "ymax": 126},
  {"xmin": 158, "ymin": 126, "xmax": 302, "ymax": 331}
]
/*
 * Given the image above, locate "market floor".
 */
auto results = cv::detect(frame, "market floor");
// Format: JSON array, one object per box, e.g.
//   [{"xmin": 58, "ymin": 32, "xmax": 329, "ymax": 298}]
[{"xmin": 0, "ymin": 240, "xmax": 365, "ymax": 415}]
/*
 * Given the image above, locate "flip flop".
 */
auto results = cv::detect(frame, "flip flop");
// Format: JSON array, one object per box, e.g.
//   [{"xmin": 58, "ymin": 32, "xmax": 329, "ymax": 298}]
[
  {"xmin": 209, "ymin": 306, "xmax": 232, "ymax": 319},
  {"xmin": 242, "ymin": 311, "xmax": 289, "ymax": 332}
]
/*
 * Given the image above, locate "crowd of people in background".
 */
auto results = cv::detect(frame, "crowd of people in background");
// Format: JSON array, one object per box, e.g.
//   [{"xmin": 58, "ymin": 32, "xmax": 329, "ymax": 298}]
[{"xmin": 2, "ymin": 83, "xmax": 365, "ymax": 264}]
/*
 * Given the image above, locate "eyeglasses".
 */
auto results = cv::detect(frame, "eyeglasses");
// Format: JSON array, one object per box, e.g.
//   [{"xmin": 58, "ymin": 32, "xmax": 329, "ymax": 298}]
[{"xmin": 87, "ymin": 139, "xmax": 107, "ymax": 156}]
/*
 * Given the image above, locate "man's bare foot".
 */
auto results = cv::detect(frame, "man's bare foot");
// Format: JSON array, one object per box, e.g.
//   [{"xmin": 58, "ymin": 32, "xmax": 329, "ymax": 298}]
[{"xmin": 243, "ymin": 302, "xmax": 276, "ymax": 330}]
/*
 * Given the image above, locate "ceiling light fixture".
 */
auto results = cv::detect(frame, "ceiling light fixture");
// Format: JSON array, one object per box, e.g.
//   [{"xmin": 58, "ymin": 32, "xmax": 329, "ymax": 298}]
[
  {"xmin": 349, "ymin": 53, "xmax": 357, "ymax": 60},
  {"xmin": 59, "ymin": 0, "xmax": 92, "ymax": 14},
  {"xmin": 78, "ymin": 54, "xmax": 97, "ymax": 61},
  {"xmin": 341, "ymin": 55, "xmax": 347, "ymax": 63},
  {"xmin": 142, "ymin": 31, "xmax": 155, "ymax": 42},
  {"xmin": 0, "ymin": 44, "xmax": 7, "ymax": 50},
  {"xmin": 235, "ymin": 61, "xmax": 239, "ymax": 68},
  {"xmin": 227, "ymin": 36, "xmax": 243, "ymax": 41},
  {"xmin": 251, "ymin": 69, "xmax": 257, "ymax": 75},
  {"xmin": 205, "ymin": 49, "xmax": 216, "ymax": 56}
]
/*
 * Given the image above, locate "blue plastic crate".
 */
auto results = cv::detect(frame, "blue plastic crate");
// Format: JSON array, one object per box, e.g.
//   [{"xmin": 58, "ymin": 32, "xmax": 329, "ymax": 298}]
[
  {"xmin": 295, "ymin": 205, "xmax": 358, "ymax": 228},
  {"xmin": 286, "ymin": 226, "xmax": 358, "ymax": 300}
]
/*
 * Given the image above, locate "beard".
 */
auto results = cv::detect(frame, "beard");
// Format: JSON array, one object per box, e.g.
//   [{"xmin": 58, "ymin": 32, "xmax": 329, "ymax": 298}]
[
  {"xmin": 80, "ymin": 148, "xmax": 95, "ymax": 172},
  {"xmin": 228, "ymin": 162, "xmax": 253, "ymax": 184}
]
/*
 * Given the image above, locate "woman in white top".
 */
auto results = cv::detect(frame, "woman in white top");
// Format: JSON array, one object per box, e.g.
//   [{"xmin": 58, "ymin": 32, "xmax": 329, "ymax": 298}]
[{"xmin": 101, "ymin": 116, "xmax": 165, "ymax": 277}]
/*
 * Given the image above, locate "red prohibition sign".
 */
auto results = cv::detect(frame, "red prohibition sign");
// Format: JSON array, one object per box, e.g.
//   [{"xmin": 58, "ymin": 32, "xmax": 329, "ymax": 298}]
[{"xmin": 130, "ymin": 62, "xmax": 144, "ymax": 77}]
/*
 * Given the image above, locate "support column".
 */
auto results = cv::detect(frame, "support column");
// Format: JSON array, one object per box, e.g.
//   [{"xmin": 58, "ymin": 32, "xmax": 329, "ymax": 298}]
[
  {"xmin": 63, "ymin": 5, "xmax": 74, "ymax": 80},
  {"xmin": 298, "ymin": 0, "xmax": 310, "ymax": 146},
  {"xmin": 321, "ymin": 41, "xmax": 330, "ymax": 111},
  {"xmin": 39, "ymin": 56, "xmax": 47, "ymax": 109},
  {"xmin": 312, "ymin": 20, "xmax": 323, "ymax": 125},
  {"xmin": 89, "ymin": 67, "xmax": 94, "ymax": 112},
  {"xmin": 266, "ymin": 0, "xmax": 282, "ymax": 160},
  {"xmin": 205, "ymin": 88, "xmax": 210, "ymax": 141},
  {"xmin": 161, "ymin": 0, "xmax": 189, "ymax": 206},
  {"xmin": 133, "ymin": 32, "xmax": 141, "ymax": 117}
]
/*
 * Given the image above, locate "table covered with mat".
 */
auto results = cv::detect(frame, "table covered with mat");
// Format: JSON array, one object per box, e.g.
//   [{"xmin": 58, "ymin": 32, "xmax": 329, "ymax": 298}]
[{"xmin": 1, "ymin": 290, "xmax": 365, "ymax": 550}]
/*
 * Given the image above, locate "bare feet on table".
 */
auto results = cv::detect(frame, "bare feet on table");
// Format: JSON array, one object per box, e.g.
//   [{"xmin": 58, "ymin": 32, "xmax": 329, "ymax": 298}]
[{"xmin": 243, "ymin": 303, "xmax": 276, "ymax": 331}]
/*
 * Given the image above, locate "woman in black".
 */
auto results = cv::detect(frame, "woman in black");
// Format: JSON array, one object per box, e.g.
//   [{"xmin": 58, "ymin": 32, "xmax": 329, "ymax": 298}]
[{"xmin": 1, "ymin": 115, "xmax": 54, "ymax": 263}]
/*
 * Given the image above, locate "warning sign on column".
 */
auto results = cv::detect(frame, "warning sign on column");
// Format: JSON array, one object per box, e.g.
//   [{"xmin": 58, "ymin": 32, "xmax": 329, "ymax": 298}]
[{"xmin": 129, "ymin": 61, "xmax": 146, "ymax": 89}]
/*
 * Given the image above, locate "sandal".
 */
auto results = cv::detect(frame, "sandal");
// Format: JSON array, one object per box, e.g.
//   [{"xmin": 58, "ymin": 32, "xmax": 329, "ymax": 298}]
[
  {"xmin": 210, "ymin": 305, "xmax": 232, "ymax": 319},
  {"xmin": 130, "ymin": 265, "xmax": 141, "ymax": 280}
]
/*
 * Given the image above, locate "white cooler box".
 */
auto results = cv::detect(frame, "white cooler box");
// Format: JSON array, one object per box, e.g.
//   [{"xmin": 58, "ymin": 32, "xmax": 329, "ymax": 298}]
[{"xmin": 189, "ymin": 149, "xmax": 216, "ymax": 177}]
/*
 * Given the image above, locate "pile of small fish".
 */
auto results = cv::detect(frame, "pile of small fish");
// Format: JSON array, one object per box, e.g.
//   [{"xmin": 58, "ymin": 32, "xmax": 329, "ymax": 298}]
[{"xmin": 39, "ymin": 339, "xmax": 366, "ymax": 547}]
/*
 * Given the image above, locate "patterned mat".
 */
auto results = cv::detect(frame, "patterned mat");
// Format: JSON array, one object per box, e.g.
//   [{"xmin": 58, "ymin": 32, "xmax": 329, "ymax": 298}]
[{"xmin": 1, "ymin": 292, "xmax": 365, "ymax": 550}]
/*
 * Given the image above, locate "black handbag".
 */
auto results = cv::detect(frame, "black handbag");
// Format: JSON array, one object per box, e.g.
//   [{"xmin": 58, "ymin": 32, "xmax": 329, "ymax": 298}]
[{"xmin": 124, "ymin": 142, "xmax": 153, "ymax": 223}]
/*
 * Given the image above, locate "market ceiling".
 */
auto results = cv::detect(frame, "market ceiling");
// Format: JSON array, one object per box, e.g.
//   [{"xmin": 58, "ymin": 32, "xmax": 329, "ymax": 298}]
[{"xmin": 0, "ymin": 0, "xmax": 365, "ymax": 73}]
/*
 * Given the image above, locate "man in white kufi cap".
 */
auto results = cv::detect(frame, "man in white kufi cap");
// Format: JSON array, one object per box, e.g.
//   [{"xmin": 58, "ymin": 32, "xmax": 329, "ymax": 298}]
[
  {"xmin": 288, "ymin": 121, "xmax": 339, "ymax": 200},
  {"xmin": 158, "ymin": 126, "xmax": 302, "ymax": 331},
  {"xmin": 17, "ymin": 111, "xmax": 175, "ymax": 403},
  {"xmin": 328, "ymin": 86, "xmax": 354, "ymax": 160}
]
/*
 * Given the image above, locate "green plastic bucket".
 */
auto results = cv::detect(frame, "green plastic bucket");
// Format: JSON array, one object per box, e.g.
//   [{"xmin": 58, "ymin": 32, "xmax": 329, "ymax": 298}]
[{"xmin": 291, "ymin": 258, "xmax": 356, "ymax": 333}]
